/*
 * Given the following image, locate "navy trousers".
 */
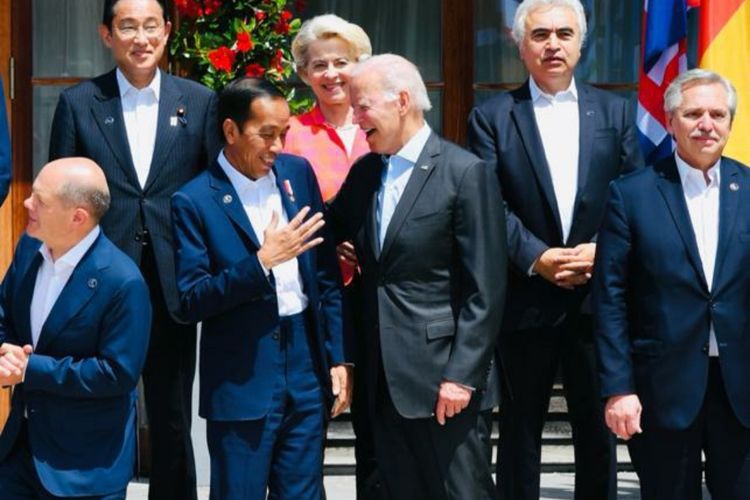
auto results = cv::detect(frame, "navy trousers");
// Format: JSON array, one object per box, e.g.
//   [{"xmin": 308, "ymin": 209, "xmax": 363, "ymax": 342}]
[
  {"xmin": 0, "ymin": 422, "xmax": 126, "ymax": 500},
  {"xmin": 628, "ymin": 359, "xmax": 750, "ymax": 500},
  {"xmin": 206, "ymin": 311, "xmax": 326, "ymax": 500}
]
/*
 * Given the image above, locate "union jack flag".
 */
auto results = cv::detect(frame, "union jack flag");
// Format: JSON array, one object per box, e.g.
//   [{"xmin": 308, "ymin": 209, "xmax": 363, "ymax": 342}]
[{"xmin": 637, "ymin": 0, "xmax": 697, "ymax": 164}]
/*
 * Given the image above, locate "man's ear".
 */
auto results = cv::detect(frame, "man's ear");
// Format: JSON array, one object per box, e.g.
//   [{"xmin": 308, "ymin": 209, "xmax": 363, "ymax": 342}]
[
  {"xmin": 223, "ymin": 119, "xmax": 239, "ymax": 145},
  {"xmin": 397, "ymin": 90, "xmax": 411, "ymax": 116},
  {"xmin": 98, "ymin": 24, "xmax": 113, "ymax": 49},
  {"xmin": 72, "ymin": 207, "xmax": 90, "ymax": 227}
]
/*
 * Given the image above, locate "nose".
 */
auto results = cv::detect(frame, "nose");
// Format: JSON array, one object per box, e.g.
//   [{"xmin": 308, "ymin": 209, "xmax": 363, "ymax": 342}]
[
  {"xmin": 23, "ymin": 195, "xmax": 33, "ymax": 210},
  {"xmin": 269, "ymin": 135, "xmax": 283, "ymax": 153},
  {"xmin": 133, "ymin": 27, "xmax": 149, "ymax": 44},
  {"xmin": 352, "ymin": 109, "xmax": 362, "ymax": 125},
  {"xmin": 697, "ymin": 113, "xmax": 713, "ymax": 131}
]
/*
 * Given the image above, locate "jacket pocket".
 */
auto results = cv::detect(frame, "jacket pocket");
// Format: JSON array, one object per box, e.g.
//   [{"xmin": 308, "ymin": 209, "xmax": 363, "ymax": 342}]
[
  {"xmin": 630, "ymin": 338, "xmax": 663, "ymax": 358},
  {"xmin": 426, "ymin": 317, "xmax": 455, "ymax": 340}
]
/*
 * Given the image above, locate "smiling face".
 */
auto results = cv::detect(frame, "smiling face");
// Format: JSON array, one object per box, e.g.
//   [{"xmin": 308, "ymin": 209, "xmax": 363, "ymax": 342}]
[
  {"xmin": 99, "ymin": 0, "xmax": 171, "ymax": 88},
  {"xmin": 300, "ymin": 36, "xmax": 355, "ymax": 108},
  {"xmin": 350, "ymin": 72, "xmax": 406, "ymax": 155},
  {"xmin": 667, "ymin": 82, "xmax": 732, "ymax": 170},
  {"xmin": 519, "ymin": 5, "xmax": 581, "ymax": 93},
  {"xmin": 223, "ymin": 96, "xmax": 291, "ymax": 180}
]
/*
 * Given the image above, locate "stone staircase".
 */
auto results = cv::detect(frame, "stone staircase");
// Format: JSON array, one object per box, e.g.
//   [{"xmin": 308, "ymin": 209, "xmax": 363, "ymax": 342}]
[{"xmin": 323, "ymin": 384, "xmax": 633, "ymax": 475}]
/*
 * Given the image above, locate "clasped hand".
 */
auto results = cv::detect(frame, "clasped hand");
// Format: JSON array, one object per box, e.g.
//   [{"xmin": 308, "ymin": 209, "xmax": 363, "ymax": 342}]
[
  {"xmin": 534, "ymin": 243, "xmax": 596, "ymax": 289},
  {"xmin": 257, "ymin": 206, "xmax": 325, "ymax": 269},
  {"xmin": 0, "ymin": 343, "xmax": 33, "ymax": 386}
]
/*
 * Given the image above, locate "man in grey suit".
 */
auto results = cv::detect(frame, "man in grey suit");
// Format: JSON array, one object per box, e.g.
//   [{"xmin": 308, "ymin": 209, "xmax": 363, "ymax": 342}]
[
  {"xmin": 47, "ymin": 1, "xmax": 221, "ymax": 498},
  {"xmin": 328, "ymin": 53, "xmax": 507, "ymax": 500}
]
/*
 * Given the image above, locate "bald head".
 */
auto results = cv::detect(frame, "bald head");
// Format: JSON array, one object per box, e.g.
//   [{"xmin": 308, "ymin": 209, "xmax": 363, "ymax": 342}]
[{"xmin": 43, "ymin": 158, "xmax": 111, "ymax": 222}]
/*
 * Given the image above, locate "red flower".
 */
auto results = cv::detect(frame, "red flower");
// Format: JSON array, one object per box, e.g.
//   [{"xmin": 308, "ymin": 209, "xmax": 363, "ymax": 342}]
[
  {"xmin": 208, "ymin": 46, "xmax": 236, "ymax": 73},
  {"xmin": 236, "ymin": 32, "xmax": 253, "ymax": 53},
  {"xmin": 271, "ymin": 49, "xmax": 285, "ymax": 73},
  {"xmin": 175, "ymin": 0, "xmax": 221, "ymax": 18},
  {"xmin": 255, "ymin": 11, "xmax": 266, "ymax": 22},
  {"xmin": 280, "ymin": 10, "xmax": 293, "ymax": 22},
  {"xmin": 245, "ymin": 63, "xmax": 266, "ymax": 78},
  {"xmin": 274, "ymin": 20, "xmax": 290, "ymax": 35}
]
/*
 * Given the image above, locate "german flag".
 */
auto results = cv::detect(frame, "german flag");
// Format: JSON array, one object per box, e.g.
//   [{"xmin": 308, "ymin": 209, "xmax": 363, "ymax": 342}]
[{"xmin": 698, "ymin": 0, "xmax": 750, "ymax": 163}]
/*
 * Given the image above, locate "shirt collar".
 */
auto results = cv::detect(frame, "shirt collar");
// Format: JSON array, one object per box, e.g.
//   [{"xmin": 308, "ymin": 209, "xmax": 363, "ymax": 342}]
[
  {"xmin": 529, "ymin": 76, "xmax": 578, "ymax": 103},
  {"xmin": 218, "ymin": 150, "xmax": 276, "ymax": 195},
  {"xmin": 392, "ymin": 122, "xmax": 432, "ymax": 165},
  {"xmin": 39, "ymin": 225, "xmax": 100, "ymax": 268},
  {"xmin": 675, "ymin": 152, "xmax": 721, "ymax": 191},
  {"xmin": 116, "ymin": 67, "xmax": 161, "ymax": 101}
]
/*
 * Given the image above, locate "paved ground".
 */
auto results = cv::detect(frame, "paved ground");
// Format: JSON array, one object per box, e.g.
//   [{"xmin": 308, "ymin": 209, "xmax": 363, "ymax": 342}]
[{"xmin": 126, "ymin": 473, "xmax": 710, "ymax": 499}]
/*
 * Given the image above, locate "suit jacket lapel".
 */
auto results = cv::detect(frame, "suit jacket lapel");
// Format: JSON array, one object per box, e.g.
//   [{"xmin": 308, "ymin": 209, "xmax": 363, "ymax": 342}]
[
  {"xmin": 572, "ymin": 85, "xmax": 595, "ymax": 224},
  {"xmin": 90, "ymin": 70, "xmax": 140, "ymax": 187},
  {"xmin": 144, "ymin": 74, "xmax": 184, "ymax": 192},
  {"xmin": 655, "ymin": 158, "xmax": 708, "ymax": 289},
  {"xmin": 273, "ymin": 160, "xmax": 311, "ymax": 272},
  {"xmin": 364, "ymin": 155, "xmax": 386, "ymax": 261},
  {"xmin": 35, "ymin": 237, "xmax": 104, "ymax": 353},
  {"xmin": 510, "ymin": 83, "xmax": 563, "ymax": 239},
  {"xmin": 713, "ymin": 158, "xmax": 740, "ymax": 290},
  {"xmin": 380, "ymin": 133, "xmax": 439, "ymax": 261},
  {"xmin": 209, "ymin": 162, "xmax": 262, "ymax": 249},
  {"xmin": 14, "ymin": 252, "xmax": 43, "ymax": 347}
]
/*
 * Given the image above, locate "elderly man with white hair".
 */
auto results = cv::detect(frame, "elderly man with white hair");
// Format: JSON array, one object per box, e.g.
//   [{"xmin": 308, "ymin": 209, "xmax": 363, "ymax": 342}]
[
  {"xmin": 467, "ymin": 0, "xmax": 644, "ymax": 498},
  {"xmin": 328, "ymin": 54, "xmax": 507, "ymax": 499}
]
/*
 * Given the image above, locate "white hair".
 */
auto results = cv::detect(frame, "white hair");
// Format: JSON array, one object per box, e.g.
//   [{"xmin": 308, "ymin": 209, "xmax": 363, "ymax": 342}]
[
  {"xmin": 664, "ymin": 68, "xmax": 738, "ymax": 121},
  {"xmin": 350, "ymin": 53, "xmax": 432, "ymax": 112},
  {"xmin": 512, "ymin": 0, "xmax": 587, "ymax": 49},
  {"xmin": 291, "ymin": 14, "xmax": 372, "ymax": 75}
]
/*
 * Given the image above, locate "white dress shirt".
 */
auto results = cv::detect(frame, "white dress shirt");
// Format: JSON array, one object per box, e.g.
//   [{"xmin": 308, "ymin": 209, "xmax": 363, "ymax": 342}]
[
  {"xmin": 218, "ymin": 151, "xmax": 308, "ymax": 317},
  {"xmin": 117, "ymin": 68, "xmax": 160, "ymax": 189},
  {"xmin": 377, "ymin": 123, "xmax": 432, "ymax": 247},
  {"xmin": 30, "ymin": 226, "xmax": 101, "ymax": 348},
  {"xmin": 675, "ymin": 153, "xmax": 720, "ymax": 357},
  {"xmin": 530, "ymin": 76, "xmax": 580, "ymax": 244}
]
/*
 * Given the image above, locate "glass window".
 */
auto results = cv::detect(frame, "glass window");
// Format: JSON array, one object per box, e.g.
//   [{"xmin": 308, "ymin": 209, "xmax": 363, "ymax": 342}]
[
  {"xmin": 300, "ymin": 1, "xmax": 442, "ymax": 82},
  {"xmin": 33, "ymin": 0, "xmax": 113, "ymax": 78},
  {"xmin": 33, "ymin": 86, "xmax": 66, "ymax": 174}
]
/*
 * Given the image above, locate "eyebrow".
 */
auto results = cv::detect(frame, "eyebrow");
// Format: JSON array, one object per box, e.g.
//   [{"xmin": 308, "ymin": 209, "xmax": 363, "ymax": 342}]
[{"xmin": 530, "ymin": 27, "xmax": 576, "ymax": 37}]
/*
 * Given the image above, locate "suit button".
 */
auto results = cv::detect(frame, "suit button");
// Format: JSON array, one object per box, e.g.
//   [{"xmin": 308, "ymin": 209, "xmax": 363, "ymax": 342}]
[
  {"xmin": 134, "ymin": 234, "xmax": 141, "ymax": 242},
  {"xmin": 272, "ymin": 331, "xmax": 280, "ymax": 341},
  {"xmin": 701, "ymin": 343, "xmax": 709, "ymax": 354}
]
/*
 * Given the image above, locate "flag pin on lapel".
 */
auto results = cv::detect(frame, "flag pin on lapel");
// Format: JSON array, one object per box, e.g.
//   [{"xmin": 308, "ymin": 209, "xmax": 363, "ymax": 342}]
[
  {"xmin": 730, "ymin": 182, "xmax": 740, "ymax": 192},
  {"xmin": 283, "ymin": 180, "xmax": 295, "ymax": 202},
  {"xmin": 419, "ymin": 165, "xmax": 429, "ymax": 171},
  {"xmin": 104, "ymin": 116, "xmax": 114, "ymax": 125},
  {"xmin": 87, "ymin": 278, "xmax": 98, "ymax": 289},
  {"xmin": 223, "ymin": 194, "xmax": 233, "ymax": 204},
  {"xmin": 170, "ymin": 116, "xmax": 178, "ymax": 127}
]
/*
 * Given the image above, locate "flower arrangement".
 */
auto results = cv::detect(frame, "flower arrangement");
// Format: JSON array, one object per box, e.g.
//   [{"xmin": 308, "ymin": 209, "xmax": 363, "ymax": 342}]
[{"xmin": 170, "ymin": 0, "xmax": 313, "ymax": 113}]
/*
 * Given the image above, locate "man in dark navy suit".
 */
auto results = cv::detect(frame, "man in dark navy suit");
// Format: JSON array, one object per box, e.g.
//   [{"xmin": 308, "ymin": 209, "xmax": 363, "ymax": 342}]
[
  {"xmin": 467, "ymin": 1, "xmax": 643, "ymax": 498},
  {"xmin": 594, "ymin": 69, "xmax": 750, "ymax": 500},
  {"xmin": 48, "ymin": 1, "xmax": 221, "ymax": 497},
  {"xmin": 0, "ymin": 158, "xmax": 151, "ymax": 499},
  {"xmin": 171, "ymin": 78, "xmax": 350, "ymax": 500}
]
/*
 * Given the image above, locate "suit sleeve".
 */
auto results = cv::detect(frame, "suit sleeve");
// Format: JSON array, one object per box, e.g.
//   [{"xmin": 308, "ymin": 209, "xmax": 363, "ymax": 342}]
[
  {"xmin": 619, "ymin": 97, "xmax": 645, "ymax": 175},
  {"xmin": 467, "ymin": 106, "xmax": 549, "ymax": 273},
  {"xmin": 48, "ymin": 90, "xmax": 78, "ymax": 160},
  {"xmin": 305, "ymin": 164, "xmax": 346, "ymax": 365},
  {"xmin": 592, "ymin": 181, "xmax": 635, "ymax": 398},
  {"xmin": 442, "ymin": 159, "xmax": 507, "ymax": 388},
  {"xmin": 202, "ymin": 92, "xmax": 222, "ymax": 166},
  {"xmin": 0, "ymin": 78, "xmax": 11, "ymax": 205},
  {"xmin": 171, "ymin": 191, "xmax": 275, "ymax": 323},
  {"xmin": 23, "ymin": 275, "xmax": 152, "ymax": 398}
]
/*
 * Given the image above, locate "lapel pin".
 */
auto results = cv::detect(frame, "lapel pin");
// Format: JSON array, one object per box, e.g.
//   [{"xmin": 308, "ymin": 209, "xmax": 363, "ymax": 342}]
[
  {"xmin": 176, "ymin": 106, "xmax": 187, "ymax": 126},
  {"xmin": 170, "ymin": 116, "xmax": 178, "ymax": 127},
  {"xmin": 87, "ymin": 278, "xmax": 98, "ymax": 289},
  {"xmin": 586, "ymin": 110, "xmax": 595, "ymax": 117},
  {"xmin": 104, "ymin": 116, "xmax": 114, "ymax": 125},
  {"xmin": 730, "ymin": 182, "xmax": 740, "ymax": 192},
  {"xmin": 419, "ymin": 165, "xmax": 429, "ymax": 171},
  {"xmin": 283, "ymin": 179, "xmax": 296, "ymax": 202},
  {"xmin": 223, "ymin": 194, "xmax": 233, "ymax": 204}
]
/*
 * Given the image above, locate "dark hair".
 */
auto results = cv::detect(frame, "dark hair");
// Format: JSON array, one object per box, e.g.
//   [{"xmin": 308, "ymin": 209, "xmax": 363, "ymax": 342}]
[
  {"xmin": 218, "ymin": 78, "xmax": 286, "ymax": 134},
  {"xmin": 102, "ymin": 0, "xmax": 169, "ymax": 28}
]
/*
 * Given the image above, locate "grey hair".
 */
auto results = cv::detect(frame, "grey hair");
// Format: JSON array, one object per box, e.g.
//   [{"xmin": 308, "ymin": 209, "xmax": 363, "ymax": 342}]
[
  {"xmin": 58, "ymin": 180, "xmax": 111, "ymax": 222},
  {"xmin": 664, "ymin": 68, "xmax": 738, "ymax": 121},
  {"xmin": 511, "ymin": 0, "xmax": 588, "ymax": 49},
  {"xmin": 350, "ymin": 53, "xmax": 432, "ymax": 112},
  {"xmin": 291, "ymin": 14, "xmax": 372, "ymax": 76}
]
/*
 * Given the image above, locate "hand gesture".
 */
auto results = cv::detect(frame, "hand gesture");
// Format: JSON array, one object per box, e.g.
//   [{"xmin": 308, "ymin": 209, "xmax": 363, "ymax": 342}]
[{"xmin": 257, "ymin": 206, "xmax": 324, "ymax": 269}]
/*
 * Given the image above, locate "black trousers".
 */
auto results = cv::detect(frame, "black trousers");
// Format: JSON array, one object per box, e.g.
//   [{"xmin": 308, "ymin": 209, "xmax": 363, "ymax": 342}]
[
  {"xmin": 496, "ymin": 313, "xmax": 616, "ymax": 500},
  {"xmin": 628, "ymin": 359, "xmax": 750, "ymax": 500},
  {"xmin": 372, "ymin": 370, "xmax": 496, "ymax": 500},
  {"xmin": 140, "ymin": 245, "xmax": 198, "ymax": 500}
]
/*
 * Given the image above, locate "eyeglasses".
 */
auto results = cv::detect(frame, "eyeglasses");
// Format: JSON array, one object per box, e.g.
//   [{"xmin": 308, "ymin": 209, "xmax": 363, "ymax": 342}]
[
  {"xmin": 114, "ymin": 24, "xmax": 165, "ymax": 41},
  {"xmin": 247, "ymin": 130, "xmax": 288, "ymax": 144}
]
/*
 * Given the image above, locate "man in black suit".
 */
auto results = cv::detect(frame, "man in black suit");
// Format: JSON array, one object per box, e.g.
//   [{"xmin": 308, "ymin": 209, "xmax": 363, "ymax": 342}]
[
  {"xmin": 594, "ymin": 69, "xmax": 750, "ymax": 500},
  {"xmin": 467, "ymin": 1, "xmax": 643, "ymax": 498},
  {"xmin": 48, "ymin": 1, "xmax": 221, "ymax": 498},
  {"xmin": 328, "ymin": 53, "xmax": 507, "ymax": 500}
]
